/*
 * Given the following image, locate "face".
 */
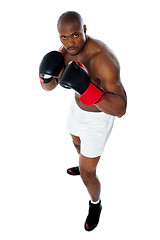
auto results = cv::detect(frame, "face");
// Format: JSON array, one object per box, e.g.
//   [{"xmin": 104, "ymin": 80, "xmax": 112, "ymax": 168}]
[{"xmin": 58, "ymin": 21, "xmax": 87, "ymax": 56}]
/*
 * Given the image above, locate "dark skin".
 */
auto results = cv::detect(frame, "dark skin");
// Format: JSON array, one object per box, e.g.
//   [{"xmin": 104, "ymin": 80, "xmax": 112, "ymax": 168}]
[{"xmin": 41, "ymin": 17, "xmax": 127, "ymax": 202}]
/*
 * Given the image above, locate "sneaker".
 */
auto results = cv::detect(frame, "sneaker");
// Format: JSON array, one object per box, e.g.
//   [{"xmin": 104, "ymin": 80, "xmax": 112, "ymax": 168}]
[
  {"xmin": 84, "ymin": 200, "xmax": 102, "ymax": 231},
  {"xmin": 67, "ymin": 166, "xmax": 80, "ymax": 176}
]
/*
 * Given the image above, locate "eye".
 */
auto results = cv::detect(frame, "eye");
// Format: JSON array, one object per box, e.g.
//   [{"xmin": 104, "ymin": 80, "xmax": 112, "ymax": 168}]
[
  {"xmin": 61, "ymin": 36, "xmax": 66, "ymax": 40},
  {"xmin": 73, "ymin": 34, "xmax": 79, "ymax": 38}
]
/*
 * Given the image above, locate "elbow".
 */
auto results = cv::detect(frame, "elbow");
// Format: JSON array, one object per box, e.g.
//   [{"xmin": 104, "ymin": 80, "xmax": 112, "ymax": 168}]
[
  {"xmin": 117, "ymin": 109, "xmax": 126, "ymax": 118},
  {"xmin": 117, "ymin": 103, "xmax": 127, "ymax": 118}
]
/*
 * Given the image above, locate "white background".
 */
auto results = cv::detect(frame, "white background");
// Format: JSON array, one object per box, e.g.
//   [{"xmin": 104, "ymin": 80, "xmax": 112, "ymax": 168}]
[{"xmin": 0, "ymin": 0, "xmax": 160, "ymax": 239}]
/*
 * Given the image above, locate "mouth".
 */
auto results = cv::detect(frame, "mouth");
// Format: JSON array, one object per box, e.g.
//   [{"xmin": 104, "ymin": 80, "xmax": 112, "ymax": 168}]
[{"xmin": 67, "ymin": 47, "xmax": 78, "ymax": 55}]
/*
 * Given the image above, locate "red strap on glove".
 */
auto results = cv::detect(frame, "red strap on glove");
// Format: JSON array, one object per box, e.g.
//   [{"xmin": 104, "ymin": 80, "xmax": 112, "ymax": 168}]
[
  {"xmin": 80, "ymin": 82, "xmax": 104, "ymax": 106},
  {"xmin": 77, "ymin": 62, "xmax": 104, "ymax": 106}
]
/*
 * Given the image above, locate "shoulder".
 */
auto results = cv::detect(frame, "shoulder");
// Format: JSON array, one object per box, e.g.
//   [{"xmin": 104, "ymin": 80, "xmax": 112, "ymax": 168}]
[
  {"xmin": 88, "ymin": 37, "xmax": 120, "ymax": 75},
  {"xmin": 88, "ymin": 38, "xmax": 122, "ymax": 92}
]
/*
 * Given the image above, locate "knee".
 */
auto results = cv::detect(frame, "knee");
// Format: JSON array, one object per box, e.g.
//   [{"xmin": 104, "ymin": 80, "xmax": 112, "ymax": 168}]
[{"xmin": 80, "ymin": 167, "xmax": 95, "ymax": 184}]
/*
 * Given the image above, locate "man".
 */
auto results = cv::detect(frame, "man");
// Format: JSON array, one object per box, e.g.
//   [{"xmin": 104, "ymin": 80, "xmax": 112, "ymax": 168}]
[{"xmin": 39, "ymin": 11, "xmax": 127, "ymax": 231}]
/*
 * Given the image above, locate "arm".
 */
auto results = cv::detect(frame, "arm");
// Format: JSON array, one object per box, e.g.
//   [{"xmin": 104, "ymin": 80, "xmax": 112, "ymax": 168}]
[
  {"xmin": 59, "ymin": 55, "xmax": 127, "ymax": 117},
  {"xmin": 40, "ymin": 64, "xmax": 64, "ymax": 91},
  {"xmin": 92, "ymin": 54, "xmax": 127, "ymax": 117},
  {"xmin": 40, "ymin": 78, "xmax": 58, "ymax": 91}
]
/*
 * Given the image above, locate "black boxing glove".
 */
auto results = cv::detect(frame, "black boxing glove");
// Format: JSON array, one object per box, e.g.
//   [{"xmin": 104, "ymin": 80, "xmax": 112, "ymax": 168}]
[
  {"xmin": 39, "ymin": 51, "xmax": 64, "ymax": 84},
  {"xmin": 59, "ymin": 61, "xmax": 104, "ymax": 106}
]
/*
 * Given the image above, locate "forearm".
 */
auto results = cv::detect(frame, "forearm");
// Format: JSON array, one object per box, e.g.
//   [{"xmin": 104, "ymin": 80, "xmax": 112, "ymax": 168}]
[
  {"xmin": 40, "ymin": 78, "xmax": 58, "ymax": 91},
  {"xmin": 96, "ymin": 92, "xmax": 127, "ymax": 117}
]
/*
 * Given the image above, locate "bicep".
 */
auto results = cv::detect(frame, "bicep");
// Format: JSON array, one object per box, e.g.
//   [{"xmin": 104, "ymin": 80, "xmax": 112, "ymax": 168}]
[{"xmin": 94, "ymin": 57, "xmax": 126, "ymax": 101}]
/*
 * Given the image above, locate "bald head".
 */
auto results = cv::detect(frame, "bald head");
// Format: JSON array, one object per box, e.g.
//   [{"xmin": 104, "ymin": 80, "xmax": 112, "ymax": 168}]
[
  {"xmin": 57, "ymin": 11, "xmax": 87, "ymax": 56},
  {"xmin": 57, "ymin": 11, "xmax": 84, "ymax": 31}
]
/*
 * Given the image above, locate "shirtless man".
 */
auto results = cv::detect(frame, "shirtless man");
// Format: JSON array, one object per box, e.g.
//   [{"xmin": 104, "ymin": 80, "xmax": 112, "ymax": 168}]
[{"xmin": 39, "ymin": 11, "xmax": 127, "ymax": 231}]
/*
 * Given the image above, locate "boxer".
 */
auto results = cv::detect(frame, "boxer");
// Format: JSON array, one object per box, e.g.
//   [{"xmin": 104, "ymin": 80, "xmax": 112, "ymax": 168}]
[{"xmin": 39, "ymin": 11, "xmax": 127, "ymax": 231}]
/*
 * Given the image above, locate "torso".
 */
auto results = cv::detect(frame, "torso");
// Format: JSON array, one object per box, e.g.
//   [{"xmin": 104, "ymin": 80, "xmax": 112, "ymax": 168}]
[{"xmin": 60, "ymin": 36, "xmax": 119, "ymax": 112}]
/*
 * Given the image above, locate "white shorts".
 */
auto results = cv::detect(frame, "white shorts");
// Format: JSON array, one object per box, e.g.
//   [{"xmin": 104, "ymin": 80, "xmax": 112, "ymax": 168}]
[{"xmin": 66, "ymin": 97, "xmax": 115, "ymax": 158}]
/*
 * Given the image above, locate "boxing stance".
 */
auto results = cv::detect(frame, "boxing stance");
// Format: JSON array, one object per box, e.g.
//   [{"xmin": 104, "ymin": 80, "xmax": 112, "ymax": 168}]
[{"xmin": 39, "ymin": 11, "xmax": 127, "ymax": 231}]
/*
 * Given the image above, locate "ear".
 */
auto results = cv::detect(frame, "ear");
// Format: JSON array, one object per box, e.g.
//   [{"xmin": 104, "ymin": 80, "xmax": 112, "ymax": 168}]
[{"xmin": 83, "ymin": 25, "xmax": 87, "ymax": 33}]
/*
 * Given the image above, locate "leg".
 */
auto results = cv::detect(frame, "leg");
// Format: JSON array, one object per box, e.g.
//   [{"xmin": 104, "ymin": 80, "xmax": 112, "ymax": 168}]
[
  {"xmin": 66, "ymin": 134, "xmax": 81, "ymax": 176},
  {"xmin": 79, "ymin": 154, "xmax": 102, "ymax": 231},
  {"xmin": 69, "ymin": 137, "xmax": 102, "ymax": 231},
  {"xmin": 70, "ymin": 134, "xmax": 81, "ymax": 154},
  {"xmin": 79, "ymin": 154, "xmax": 101, "ymax": 202}
]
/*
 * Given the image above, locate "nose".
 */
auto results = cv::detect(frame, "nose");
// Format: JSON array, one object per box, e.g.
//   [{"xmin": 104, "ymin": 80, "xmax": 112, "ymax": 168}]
[{"xmin": 67, "ymin": 37, "xmax": 75, "ymax": 47}]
